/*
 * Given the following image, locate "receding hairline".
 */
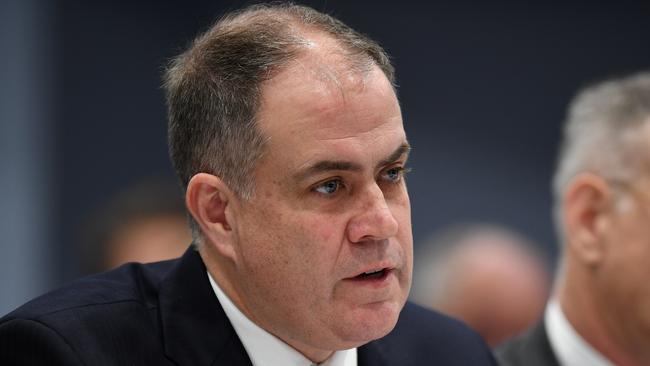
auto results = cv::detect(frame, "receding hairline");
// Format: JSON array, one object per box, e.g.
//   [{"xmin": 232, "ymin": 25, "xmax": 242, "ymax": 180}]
[
  {"xmin": 265, "ymin": 19, "xmax": 392, "ymax": 91},
  {"xmin": 245, "ymin": 23, "xmax": 398, "ymax": 172},
  {"xmin": 265, "ymin": 6, "xmax": 393, "ymax": 83}
]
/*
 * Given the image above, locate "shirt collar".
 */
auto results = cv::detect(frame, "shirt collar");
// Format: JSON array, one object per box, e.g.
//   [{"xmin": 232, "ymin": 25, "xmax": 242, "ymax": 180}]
[
  {"xmin": 207, "ymin": 271, "xmax": 357, "ymax": 366},
  {"xmin": 545, "ymin": 300, "xmax": 613, "ymax": 366}
]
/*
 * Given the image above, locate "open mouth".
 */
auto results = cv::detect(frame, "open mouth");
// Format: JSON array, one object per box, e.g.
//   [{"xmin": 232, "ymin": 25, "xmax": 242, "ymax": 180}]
[{"xmin": 354, "ymin": 268, "xmax": 389, "ymax": 280}]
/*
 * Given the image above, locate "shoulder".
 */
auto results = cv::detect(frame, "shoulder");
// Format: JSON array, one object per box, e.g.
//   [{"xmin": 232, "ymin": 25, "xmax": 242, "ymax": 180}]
[
  {"xmin": 495, "ymin": 321, "xmax": 559, "ymax": 366},
  {"xmin": 393, "ymin": 302, "xmax": 495, "ymax": 354},
  {"xmin": 0, "ymin": 260, "xmax": 177, "ymax": 364},
  {"xmin": 361, "ymin": 302, "xmax": 497, "ymax": 365},
  {"xmin": 2, "ymin": 260, "xmax": 174, "ymax": 321},
  {"xmin": 0, "ymin": 317, "xmax": 85, "ymax": 365}
]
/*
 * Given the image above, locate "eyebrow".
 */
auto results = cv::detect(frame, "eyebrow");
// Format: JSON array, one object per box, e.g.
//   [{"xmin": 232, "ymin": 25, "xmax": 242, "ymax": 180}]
[
  {"xmin": 293, "ymin": 142, "xmax": 411, "ymax": 182},
  {"xmin": 378, "ymin": 143, "xmax": 411, "ymax": 169}
]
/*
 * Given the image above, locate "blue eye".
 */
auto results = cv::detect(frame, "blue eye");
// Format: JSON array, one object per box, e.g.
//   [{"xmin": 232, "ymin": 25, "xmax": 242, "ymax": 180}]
[
  {"xmin": 383, "ymin": 167, "xmax": 406, "ymax": 183},
  {"xmin": 314, "ymin": 179, "xmax": 341, "ymax": 195}
]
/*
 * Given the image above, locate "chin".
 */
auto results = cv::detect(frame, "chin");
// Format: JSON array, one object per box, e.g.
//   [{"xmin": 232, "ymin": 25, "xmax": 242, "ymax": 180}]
[{"xmin": 335, "ymin": 299, "xmax": 403, "ymax": 347}]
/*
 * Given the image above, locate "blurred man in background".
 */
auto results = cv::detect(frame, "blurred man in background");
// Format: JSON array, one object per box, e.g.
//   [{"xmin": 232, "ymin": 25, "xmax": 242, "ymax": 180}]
[
  {"xmin": 78, "ymin": 180, "xmax": 191, "ymax": 274},
  {"xmin": 411, "ymin": 224, "xmax": 550, "ymax": 347},
  {"xmin": 498, "ymin": 72, "xmax": 650, "ymax": 366}
]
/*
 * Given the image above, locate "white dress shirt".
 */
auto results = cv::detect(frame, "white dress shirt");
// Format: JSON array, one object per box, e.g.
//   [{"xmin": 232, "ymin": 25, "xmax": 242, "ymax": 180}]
[
  {"xmin": 545, "ymin": 300, "xmax": 613, "ymax": 366},
  {"xmin": 208, "ymin": 272, "xmax": 357, "ymax": 366}
]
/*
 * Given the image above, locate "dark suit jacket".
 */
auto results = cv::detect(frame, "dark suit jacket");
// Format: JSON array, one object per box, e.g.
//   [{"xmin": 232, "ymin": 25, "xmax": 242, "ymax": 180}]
[
  {"xmin": 495, "ymin": 321, "xmax": 560, "ymax": 366},
  {"xmin": 0, "ymin": 248, "xmax": 496, "ymax": 365}
]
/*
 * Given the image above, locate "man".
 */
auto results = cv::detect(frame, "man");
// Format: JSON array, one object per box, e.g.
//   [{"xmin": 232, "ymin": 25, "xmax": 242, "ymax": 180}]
[
  {"xmin": 497, "ymin": 72, "xmax": 650, "ymax": 366},
  {"xmin": 411, "ymin": 224, "xmax": 550, "ymax": 347},
  {"xmin": 78, "ymin": 180, "xmax": 191, "ymax": 274},
  {"xmin": 0, "ymin": 3, "xmax": 496, "ymax": 365}
]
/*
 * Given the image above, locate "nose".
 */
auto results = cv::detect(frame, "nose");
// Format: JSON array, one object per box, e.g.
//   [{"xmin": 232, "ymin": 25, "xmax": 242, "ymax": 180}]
[{"xmin": 347, "ymin": 184, "xmax": 399, "ymax": 243}]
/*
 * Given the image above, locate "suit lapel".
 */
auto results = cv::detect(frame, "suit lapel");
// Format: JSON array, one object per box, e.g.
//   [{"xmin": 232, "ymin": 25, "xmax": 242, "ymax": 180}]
[
  {"xmin": 158, "ymin": 248, "xmax": 253, "ymax": 366},
  {"xmin": 529, "ymin": 321, "xmax": 560, "ymax": 366},
  {"xmin": 498, "ymin": 320, "xmax": 560, "ymax": 366},
  {"xmin": 358, "ymin": 339, "xmax": 389, "ymax": 366}
]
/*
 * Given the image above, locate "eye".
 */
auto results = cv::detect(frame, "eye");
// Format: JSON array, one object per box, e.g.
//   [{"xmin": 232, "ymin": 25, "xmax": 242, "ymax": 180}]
[
  {"xmin": 313, "ymin": 179, "xmax": 342, "ymax": 195},
  {"xmin": 381, "ymin": 166, "xmax": 409, "ymax": 183}
]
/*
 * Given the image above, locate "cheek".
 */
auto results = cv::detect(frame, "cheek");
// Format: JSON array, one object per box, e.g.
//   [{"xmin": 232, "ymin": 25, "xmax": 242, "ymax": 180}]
[
  {"xmin": 307, "ymin": 216, "xmax": 340, "ymax": 244},
  {"xmin": 239, "ymin": 203, "xmax": 344, "ymax": 278},
  {"xmin": 288, "ymin": 213, "xmax": 349, "ymax": 274},
  {"xmin": 601, "ymin": 220, "xmax": 650, "ymax": 299},
  {"xmin": 395, "ymin": 203, "xmax": 414, "ymax": 285},
  {"xmin": 393, "ymin": 201, "xmax": 413, "ymax": 243}
]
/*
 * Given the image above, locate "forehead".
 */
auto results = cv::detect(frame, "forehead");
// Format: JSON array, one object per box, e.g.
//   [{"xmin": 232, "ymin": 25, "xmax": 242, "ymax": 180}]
[
  {"xmin": 256, "ymin": 53, "xmax": 404, "ymax": 167},
  {"xmin": 611, "ymin": 118, "xmax": 650, "ymax": 181}
]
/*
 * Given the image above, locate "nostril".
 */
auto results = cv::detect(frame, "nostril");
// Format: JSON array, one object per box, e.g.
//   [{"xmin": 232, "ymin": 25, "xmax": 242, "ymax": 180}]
[
  {"xmin": 346, "ymin": 187, "xmax": 400, "ymax": 243},
  {"xmin": 347, "ymin": 209, "xmax": 399, "ymax": 243}
]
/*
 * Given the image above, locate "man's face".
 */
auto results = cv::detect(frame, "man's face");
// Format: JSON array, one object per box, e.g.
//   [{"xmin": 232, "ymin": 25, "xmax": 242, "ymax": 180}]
[
  {"xmin": 599, "ymin": 173, "xmax": 650, "ymax": 341},
  {"xmin": 229, "ymin": 60, "xmax": 412, "ymax": 355}
]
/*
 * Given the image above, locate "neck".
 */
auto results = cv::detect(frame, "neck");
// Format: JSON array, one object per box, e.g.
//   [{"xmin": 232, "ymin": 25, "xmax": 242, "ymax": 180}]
[
  {"xmin": 558, "ymin": 260, "xmax": 650, "ymax": 366},
  {"xmin": 198, "ymin": 246, "xmax": 334, "ymax": 363}
]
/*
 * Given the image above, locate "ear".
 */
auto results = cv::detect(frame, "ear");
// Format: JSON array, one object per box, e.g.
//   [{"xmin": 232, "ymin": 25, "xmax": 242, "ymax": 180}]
[
  {"xmin": 563, "ymin": 173, "xmax": 614, "ymax": 266},
  {"xmin": 185, "ymin": 173, "xmax": 239, "ymax": 260}
]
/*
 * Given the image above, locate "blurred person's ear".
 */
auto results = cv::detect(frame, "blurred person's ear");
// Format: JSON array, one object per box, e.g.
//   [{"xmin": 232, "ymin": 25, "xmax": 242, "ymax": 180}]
[
  {"xmin": 186, "ymin": 173, "xmax": 239, "ymax": 260},
  {"xmin": 563, "ymin": 173, "xmax": 614, "ymax": 266}
]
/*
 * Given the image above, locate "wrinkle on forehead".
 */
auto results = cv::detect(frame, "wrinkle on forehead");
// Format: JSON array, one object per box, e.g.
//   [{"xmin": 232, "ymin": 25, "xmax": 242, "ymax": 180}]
[
  {"xmin": 259, "ymin": 66, "xmax": 391, "ymax": 134},
  {"xmin": 293, "ymin": 125, "xmax": 406, "ymax": 176},
  {"xmin": 314, "ymin": 117, "xmax": 403, "ymax": 142}
]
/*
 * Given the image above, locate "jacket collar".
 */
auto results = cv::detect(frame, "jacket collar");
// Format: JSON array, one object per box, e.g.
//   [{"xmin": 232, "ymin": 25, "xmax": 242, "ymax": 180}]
[
  {"xmin": 158, "ymin": 247, "xmax": 252, "ymax": 366},
  {"xmin": 157, "ymin": 247, "xmax": 392, "ymax": 366},
  {"xmin": 358, "ymin": 339, "xmax": 388, "ymax": 366}
]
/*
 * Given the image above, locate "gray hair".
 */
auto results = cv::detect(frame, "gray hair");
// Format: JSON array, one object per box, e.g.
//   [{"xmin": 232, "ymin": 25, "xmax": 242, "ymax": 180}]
[
  {"xmin": 164, "ymin": 3, "xmax": 395, "ymax": 241},
  {"xmin": 552, "ymin": 72, "xmax": 650, "ymax": 239}
]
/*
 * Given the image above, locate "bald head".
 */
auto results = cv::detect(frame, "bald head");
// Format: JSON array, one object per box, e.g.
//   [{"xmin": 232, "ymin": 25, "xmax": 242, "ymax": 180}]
[
  {"xmin": 412, "ymin": 225, "xmax": 550, "ymax": 346},
  {"xmin": 164, "ymin": 3, "xmax": 395, "ymax": 243}
]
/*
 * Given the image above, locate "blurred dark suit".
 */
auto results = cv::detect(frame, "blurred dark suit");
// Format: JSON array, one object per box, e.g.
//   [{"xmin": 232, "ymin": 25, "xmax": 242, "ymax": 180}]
[{"xmin": 496, "ymin": 321, "xmax": 560, "ymax": 366}]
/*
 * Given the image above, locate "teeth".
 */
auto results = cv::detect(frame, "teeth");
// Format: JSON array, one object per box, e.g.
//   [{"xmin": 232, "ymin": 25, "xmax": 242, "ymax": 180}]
[{"xmin": 364, "ymin": 269, "xmax": 382, "ymax": 275}]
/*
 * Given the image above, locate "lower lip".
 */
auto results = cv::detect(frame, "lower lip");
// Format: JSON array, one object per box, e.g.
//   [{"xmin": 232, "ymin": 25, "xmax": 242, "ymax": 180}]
[{"xmin": 344, "ymin": 269, "xmax": 394, "ymax": 289}]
